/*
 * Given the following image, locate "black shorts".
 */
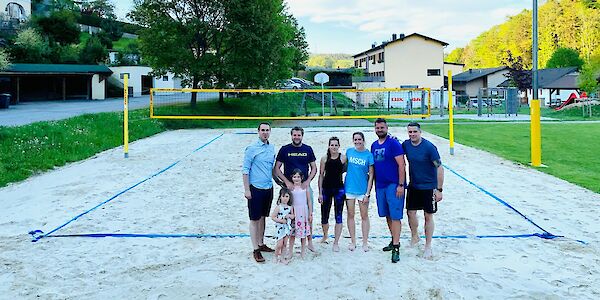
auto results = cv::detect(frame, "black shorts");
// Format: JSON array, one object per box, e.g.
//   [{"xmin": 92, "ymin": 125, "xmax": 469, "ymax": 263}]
[
  {"xmin": 406, "ymin": 187, "xmax": 437, "ymax": 214},
  {"xmin": 248, "ymin": 185, "xmax": 273, "ymax": 221}
]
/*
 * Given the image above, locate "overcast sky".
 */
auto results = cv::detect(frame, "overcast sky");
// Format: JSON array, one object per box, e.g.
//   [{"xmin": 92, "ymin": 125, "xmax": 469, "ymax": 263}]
[{"xmin": 114, "ymin": 1, "xmax": 542, "ymax": 55}]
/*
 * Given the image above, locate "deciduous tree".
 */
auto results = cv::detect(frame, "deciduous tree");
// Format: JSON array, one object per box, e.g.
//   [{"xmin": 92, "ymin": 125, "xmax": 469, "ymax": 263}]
[
  {"xmin": 130, "ymin": 0, "xmax": 308, "ymax": 105},
  {"xmin": 545, "ymin": 47, "xmax": 584, "ymax": 69}
]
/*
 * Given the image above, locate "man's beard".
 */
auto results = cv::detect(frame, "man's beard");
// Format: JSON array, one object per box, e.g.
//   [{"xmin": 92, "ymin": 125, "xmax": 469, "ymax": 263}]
[
  {"xmin": 292, "ymin": 140, "xmax": 302, "ymax": 146},
  {"xmin": 376, "ymin": 131, "xmax": 387, "ymax": 138}
]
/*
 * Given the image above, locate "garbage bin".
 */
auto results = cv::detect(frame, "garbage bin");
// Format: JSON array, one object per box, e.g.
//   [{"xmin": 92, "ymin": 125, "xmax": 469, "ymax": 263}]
[{"xmin": 0, "ymin": 93, "xmax": 10, "ymax": 109}]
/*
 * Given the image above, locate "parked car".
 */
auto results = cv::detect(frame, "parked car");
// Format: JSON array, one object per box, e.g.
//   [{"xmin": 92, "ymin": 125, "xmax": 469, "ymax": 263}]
[
  {"xmin": 291, "ymin": 77, "xmax": 313, "ymax": 87},
  {"xmin": 469, "ymin": 99, "xmax": 488, "ymax": 108},
  {"xmin": 278, "ymin": 79, "xmax": 301, "ymax": 89}
]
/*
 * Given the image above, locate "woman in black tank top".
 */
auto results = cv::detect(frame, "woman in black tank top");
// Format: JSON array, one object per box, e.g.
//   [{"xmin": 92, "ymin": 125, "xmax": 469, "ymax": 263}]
[{"xmin": 318, "ymin": 137, "xmax": 346, "ymax": 251}]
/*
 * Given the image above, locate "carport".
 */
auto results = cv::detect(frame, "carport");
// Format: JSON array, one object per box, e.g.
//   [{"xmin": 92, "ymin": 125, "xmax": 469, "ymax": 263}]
[{"xmin": 0, "ymin": 64, "xmax": 113, "ymax": 104}]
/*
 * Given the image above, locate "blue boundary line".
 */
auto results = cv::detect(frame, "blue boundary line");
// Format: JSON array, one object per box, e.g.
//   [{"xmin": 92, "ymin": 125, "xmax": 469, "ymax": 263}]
[
  {"xmin": 37, "ymin": 232, "xmax": 585, "ymax": 244},
  {"xmin": 28, "ymin": 134, "xmax": 587, "ymax": 246},
  {"xmin": 443, "ymin": 164, "xmax": 551, "ymax": 235},
  {"xmin": 29, "ymin": 133, "xmax": 224, "ymax": 242}
]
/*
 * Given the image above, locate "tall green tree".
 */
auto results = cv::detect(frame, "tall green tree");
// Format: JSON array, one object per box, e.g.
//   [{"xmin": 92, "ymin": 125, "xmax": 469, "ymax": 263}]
[
  {"xmin": 31, "ymin": 10, "xmax": 80, "ymax": 46},
  {"xmin": 450, "ymin": 0, "xmax": 600, "ymax": 69},
  {"xmin": 578, "ymin": 54, "xmax": 600, "ymax": 94},
  {"xmin": 80, "ymin": 0, "xmax": 117, "ymax": 18},
  {"xmin": 10, "ymin": 28, "xmax": 50, "ymax": 63},
  {"xmin": 79, "ymin": 35, "xmax": 108, "ymax": 64},
  {"xmin": 130, "ymin": 0, "xmax": 308, "ymax": 105},
  {"xmin": 445, "ymin": 47, "xmax": 464, "ymax": 64},
  {"xmin": 0, "ymin": 49, "xmax": 11, "ymax": 70},
  {"xmin": 545, "ymin": 47, "xmax": 585, "ymax": 69}
]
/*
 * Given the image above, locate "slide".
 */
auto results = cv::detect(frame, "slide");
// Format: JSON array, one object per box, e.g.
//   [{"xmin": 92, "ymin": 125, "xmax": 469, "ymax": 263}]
[{"xmin": 555, "ymin": 92, "xmax": 578, "ymax": 111}]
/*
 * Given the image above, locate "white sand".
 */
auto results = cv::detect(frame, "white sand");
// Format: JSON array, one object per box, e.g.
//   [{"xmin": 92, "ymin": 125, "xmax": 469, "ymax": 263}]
[{"xmin": 1, "ymin": 127, "xmax": 599, "ymax": 299}]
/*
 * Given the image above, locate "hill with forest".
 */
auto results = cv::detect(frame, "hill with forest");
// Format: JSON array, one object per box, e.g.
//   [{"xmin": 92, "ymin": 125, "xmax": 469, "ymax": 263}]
[
  {"xmin": 445, "ymin": 0, "xmax": 600, "ymax": 69},
  {"xmin": 307, "ymin": 53, "xmax": 353, "ymax": 68}
]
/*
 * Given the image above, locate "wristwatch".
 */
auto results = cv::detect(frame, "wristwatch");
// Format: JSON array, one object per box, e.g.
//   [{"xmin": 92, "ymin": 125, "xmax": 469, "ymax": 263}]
[
  {"xmin": 398, "ymin": 183, "xmax": 404, "ymax": 187},
  {"xmin": 436, "ymin": 188, "xmax": 443, "ymax": 192}
]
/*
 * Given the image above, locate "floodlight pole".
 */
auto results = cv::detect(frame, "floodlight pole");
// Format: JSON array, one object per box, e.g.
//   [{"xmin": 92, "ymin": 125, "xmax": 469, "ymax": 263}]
[{"xmin": 530, "ymin": 0, "xmax": 542, "ymax": 166}]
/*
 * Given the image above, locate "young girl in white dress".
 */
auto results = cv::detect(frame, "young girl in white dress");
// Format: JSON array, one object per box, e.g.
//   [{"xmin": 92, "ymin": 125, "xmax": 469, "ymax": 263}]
[{"xmin": 270, "ymin": 188, "xmax": 295, "ymax": 264}]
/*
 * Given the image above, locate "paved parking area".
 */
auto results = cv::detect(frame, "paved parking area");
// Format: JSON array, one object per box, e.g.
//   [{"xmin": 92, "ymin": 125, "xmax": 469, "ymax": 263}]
[{"xmin": 0, "ymin": 96, "xmax": 150, "ymax": 127}]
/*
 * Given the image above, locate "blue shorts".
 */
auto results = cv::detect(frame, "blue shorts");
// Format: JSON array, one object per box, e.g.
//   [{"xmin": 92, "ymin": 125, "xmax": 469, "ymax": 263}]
[{"xmin": 375, "ymin": 184, "xmax": 405, "ymax": 220}]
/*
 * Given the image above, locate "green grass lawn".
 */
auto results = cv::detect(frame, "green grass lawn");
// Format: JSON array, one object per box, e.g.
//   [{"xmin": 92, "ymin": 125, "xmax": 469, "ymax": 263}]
[
  {"xmin": 2, "ymin": 94, "xmax": 599, "ymax": 191},
  {"xmin": 424, "ymin": 123, "xmax": 600, "ymax": 193},
  {"xmin": 449, "ymin": 104, "xmax": 600, "ymax": 121},
  {"xmin": 79, "ymin": 32, "xmax": 137, "ymax": 52},
  {"xmin": 0, "ymin": 108, "xmax": 264, "ymax": 187}
]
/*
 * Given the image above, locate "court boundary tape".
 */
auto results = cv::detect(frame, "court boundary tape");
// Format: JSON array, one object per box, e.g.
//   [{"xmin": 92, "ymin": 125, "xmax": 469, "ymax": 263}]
[
  {"xmin": 28, "ymin": 133, "xmax": 586, "ymax": 245},
  {"xmin": 29, "ymin": 133, "xmax": 224, "ymax": 242},
  {"xmin": 29, "ymin": 232, "xmax": 585, "ymax": 244},
  {"xmin": 442, "ymin": 164, "xmax": 551, "ymax": 234}
]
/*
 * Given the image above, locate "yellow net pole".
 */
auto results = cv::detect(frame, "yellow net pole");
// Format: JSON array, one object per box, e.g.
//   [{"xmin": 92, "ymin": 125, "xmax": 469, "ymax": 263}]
[
  {"xmin": 530, "ymin": 99, "xmax": 541, "ymax": 166},
  {"xmin": 448, "ymin": 71, "xmax": 455, "ymax": 155},
  {"xmin": 150, "ymin": 88, "xmax": 154, "ymax": 118},
  {"xmin": 123, "ymin": 74, "xmax": 129, "ymax": 158}
]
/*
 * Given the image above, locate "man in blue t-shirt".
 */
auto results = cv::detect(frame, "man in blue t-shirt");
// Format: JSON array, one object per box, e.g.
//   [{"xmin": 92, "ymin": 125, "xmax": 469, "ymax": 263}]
[
  {"xmin": 371, "ymin": 118, "xmax": 406, "ymax": 263},
  {"xmin": 402, "ymin": 122, "xmax": 444, "ymax": 260},
  {"xmin": 275, "ymin": 126, "xmax": 317, "ymax": 252}
]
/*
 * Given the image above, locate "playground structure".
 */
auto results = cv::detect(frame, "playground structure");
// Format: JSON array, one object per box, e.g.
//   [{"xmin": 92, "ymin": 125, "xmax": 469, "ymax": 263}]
[{"xmin": 554, "ymin": 92, "xmax": 598, "ymax": 117}]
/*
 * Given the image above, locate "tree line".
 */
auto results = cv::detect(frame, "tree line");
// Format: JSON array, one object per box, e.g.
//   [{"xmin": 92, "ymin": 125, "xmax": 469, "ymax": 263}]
[
  {"xmin": 307, "ymin": 53, "xmax": 353, "ymax": 69},
  {"xmin": 0, "ymin": 0, "xmax": 136, "ymax": 68},
  {"xmin": 129, "ymin": 0, "xmax": 309, "ymax": 104},
  {"xmin": 445, "ymin": 0, "xmax": 600, "ymax": 94}
]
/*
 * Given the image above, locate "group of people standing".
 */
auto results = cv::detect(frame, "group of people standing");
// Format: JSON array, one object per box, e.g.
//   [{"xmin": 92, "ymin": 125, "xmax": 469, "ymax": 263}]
[{"xmin": 242, "ymin": 119, "xmax": 444, "ymax": 264}]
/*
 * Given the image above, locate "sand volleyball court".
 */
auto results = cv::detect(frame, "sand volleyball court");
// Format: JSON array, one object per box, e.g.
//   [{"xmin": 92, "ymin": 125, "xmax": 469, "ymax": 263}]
[{"xmin": 1, "ymin": 127, "xmax": 598, "ymax": 299}]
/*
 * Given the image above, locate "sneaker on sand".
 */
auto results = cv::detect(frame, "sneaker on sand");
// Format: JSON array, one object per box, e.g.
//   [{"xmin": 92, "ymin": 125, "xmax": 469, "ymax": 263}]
[
  {"xmin": 258, "ymin": 244, "xmax": 275, "ymax": 252},
  {"xmin": 391, "ymin": 247, "xmax": 400, "ymax": 263},
  {"xmin": 382, "ymin": 241, "xmax": 394, "ymax": 252},
  {"xmin": 253, "ymin": 249, "xmax": 265, "ymax": 263}
]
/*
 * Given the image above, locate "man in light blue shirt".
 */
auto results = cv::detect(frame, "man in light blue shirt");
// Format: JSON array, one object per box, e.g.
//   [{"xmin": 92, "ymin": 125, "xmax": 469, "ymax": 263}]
[{"xmin": 243, "ymin": 122, "xmax": 276, "ymax": 262}]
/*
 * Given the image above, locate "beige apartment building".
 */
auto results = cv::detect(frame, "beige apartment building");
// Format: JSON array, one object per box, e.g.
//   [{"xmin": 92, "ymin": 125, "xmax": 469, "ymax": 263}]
[{"xmin": 353, "ymin": 33, "xmax": 448, "ymax": 89}]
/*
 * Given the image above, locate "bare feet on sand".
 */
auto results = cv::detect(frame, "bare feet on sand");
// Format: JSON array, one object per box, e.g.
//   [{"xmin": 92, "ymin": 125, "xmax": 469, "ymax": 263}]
[
  {"xmin": 410, "ymin": 237, "xmax": 421, "ymax": 247},
  {"xmin": 362, "ymin": 243, "xmax": 370, "ymax": 252},
  {"xmin": 348, "ymin": 243, "xmax": 356, "ymax": 251},
  {"xmin": 423, "ymin": 247, "xmax": 433, "ymax": 260},
  {"xmin": 320, "ymin": 238, "xmax": 329, "ymax": 244},
  {"xmin": 332, "ymin": 244, "xmax": 340, "ymax": 252},
  {"xmin": 307, "ymin": 244, "xmax": 317, "ymax": 252}
]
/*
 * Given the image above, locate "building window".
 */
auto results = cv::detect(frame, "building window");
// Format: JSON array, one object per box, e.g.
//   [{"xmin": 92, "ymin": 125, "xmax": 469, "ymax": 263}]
[
  {"xmin": 427, "ymin": 69, "xmax": 441, "ymax": 76},
  {"xmin": 120, "ymin": 73, "xmax": 130, "ymax": 79},
  {"xmin": 378, "ymin": 52, "xmax": 384, "ymax": 63},
  {"xmin": 162, "ymin": 76, "xmax": 169, "ymax": 81},
  {"xmin": 371, "ymin": 55, "xmax": 376, "ymax": 64}
]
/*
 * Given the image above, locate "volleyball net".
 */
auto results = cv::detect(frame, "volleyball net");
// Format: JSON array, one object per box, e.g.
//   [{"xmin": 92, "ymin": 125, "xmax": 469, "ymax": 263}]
[{"xmin": 149, "ymin": 88, "xmax": 432, "ymax": 120}]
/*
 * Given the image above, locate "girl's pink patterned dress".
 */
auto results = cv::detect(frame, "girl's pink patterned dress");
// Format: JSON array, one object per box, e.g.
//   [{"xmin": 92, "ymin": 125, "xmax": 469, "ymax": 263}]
[{"xmin": 291, "ymin": 187, "xmax": 311, "ymax": 238}]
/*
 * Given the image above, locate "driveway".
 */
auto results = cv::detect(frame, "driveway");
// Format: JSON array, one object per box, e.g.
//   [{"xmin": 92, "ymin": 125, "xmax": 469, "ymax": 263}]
[{"xmin": 0, "ymin": 96, "xmax": 150, "ymax": 127}]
